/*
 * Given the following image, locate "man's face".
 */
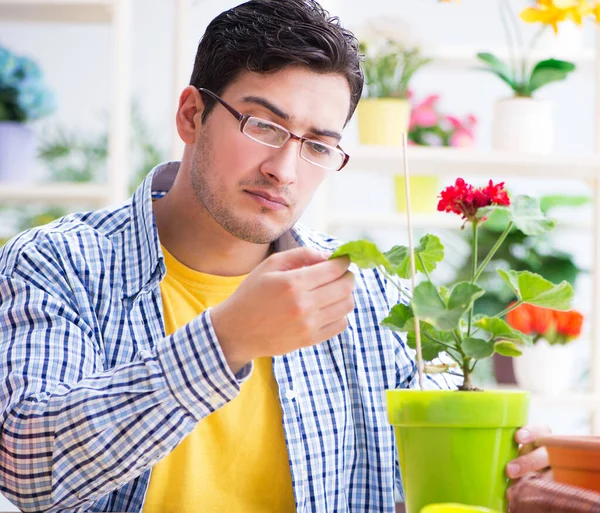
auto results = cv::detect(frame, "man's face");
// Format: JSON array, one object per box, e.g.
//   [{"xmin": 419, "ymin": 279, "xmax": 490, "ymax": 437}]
[{"xmin": 189, "ymin": 67, "xmax": 351, "ymax": 245}]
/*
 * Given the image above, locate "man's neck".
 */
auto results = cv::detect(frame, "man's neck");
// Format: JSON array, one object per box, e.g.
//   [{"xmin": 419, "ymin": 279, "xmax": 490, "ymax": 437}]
[{"xmin": 152, "ymin": 182, "xmax": 272, "ymax": 277}]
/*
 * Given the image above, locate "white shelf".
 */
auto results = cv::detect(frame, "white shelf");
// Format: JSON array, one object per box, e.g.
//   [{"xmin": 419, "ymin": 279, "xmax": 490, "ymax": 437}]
[
  {"xmin": 0, "ymin": 183, "xmax": 111, "ymax": 205},
  {"xmin": 431, "ymin": 45, "xmax": 595, "ymax": 71},
  {"xmin": 345, "ymin": 146, "xmax": 600, "ymax": 179},
  {"xmin": 0, "ymin": 0, "xmax": 114, "ymax": 23},
  {"xmin": 325, "ymin": 212, "xmax": 591, "ymax": 232}
]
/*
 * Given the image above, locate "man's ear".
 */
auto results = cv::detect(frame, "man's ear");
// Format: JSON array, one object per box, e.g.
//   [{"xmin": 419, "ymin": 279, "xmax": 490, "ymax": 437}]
[{"xmin": 176, "ymin": 86, "xmax": 205, "ymax": 144}]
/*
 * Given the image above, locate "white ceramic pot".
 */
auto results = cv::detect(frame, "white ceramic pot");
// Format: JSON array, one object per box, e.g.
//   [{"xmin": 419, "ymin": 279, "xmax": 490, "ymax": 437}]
[
  {"xmin": 0, "ymin": 121, "xmax": 35, "ymax": 183},
  {"xmin": 513, "ymin": 338, "xmax": 575, "ymax": 395},
  {"xmin": 491, "ymin": 97, "xmax": 553, "ymax": 154}
]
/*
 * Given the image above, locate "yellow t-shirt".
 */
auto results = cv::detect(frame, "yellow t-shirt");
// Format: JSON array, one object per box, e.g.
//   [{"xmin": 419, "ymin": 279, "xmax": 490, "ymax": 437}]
[{"xmin": 142, "ymin": 246, "xmax": 296, "ymax": 513}]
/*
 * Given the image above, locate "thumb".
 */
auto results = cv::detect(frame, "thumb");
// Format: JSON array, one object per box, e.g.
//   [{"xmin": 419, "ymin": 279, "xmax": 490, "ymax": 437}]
[{"xmin": 266, "ymin": 247, "xmax": 330, "ymax": 271}]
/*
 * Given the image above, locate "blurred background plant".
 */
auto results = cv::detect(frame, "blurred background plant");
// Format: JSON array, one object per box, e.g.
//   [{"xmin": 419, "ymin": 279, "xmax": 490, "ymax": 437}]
[
  {"xmin": 0, "ymin": 44, "xmax": 55, "ymax": 122},
  {"xmin": 408, "ymin": 92, "xmax": 477, "ymax": 147},
  {"xmin": 0, "ymin": 103, "xmax": 165, "ymax": 246}
]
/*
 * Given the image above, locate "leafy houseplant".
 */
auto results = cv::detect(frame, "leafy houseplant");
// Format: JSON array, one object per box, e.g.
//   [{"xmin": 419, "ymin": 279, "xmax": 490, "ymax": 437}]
[
  {"xmin": 331, "ymin": 178, "xmax": 575, "ymax": 512},
  {"xmin": 0, "ymin": 45, "xmax": 56, "ymax": 182}
]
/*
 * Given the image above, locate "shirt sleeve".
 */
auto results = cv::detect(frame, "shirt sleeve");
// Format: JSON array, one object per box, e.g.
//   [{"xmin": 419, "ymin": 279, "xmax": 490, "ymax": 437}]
[{"xmin": 0, "ymin": 243, "xmax": 250, "ymax": 512}]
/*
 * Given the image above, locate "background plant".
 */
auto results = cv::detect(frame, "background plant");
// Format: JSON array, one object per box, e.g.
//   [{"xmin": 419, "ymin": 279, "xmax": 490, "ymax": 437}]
[
  {"xmin": 506, "ymin": 302, "xmax": 583, "ymax": 345},
  {"xmin": 0, "ymin": 104, "xmax": 165, "ymax": 246},
  {"xmin": 408, "ymin": 92, "xmax": 477, "ymax": 147},
  {"xmin": 360, "ymin": 39, "xmax": 432, "ymax": 99},
  {"xmin": 472, "ymin": 0, "xmax": 598, "ymax": 97},
  {"xmin": 331, "ymin": 178, "xmax": 574, "ymax": 391},
  {"xmin": 0, "ymin": 45, "xmax": 55, "ymax": 122}
]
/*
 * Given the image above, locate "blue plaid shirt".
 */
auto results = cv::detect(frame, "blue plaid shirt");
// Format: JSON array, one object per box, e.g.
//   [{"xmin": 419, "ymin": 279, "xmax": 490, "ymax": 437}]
[{"xmin": 0, "ymin": 162, "xmax": 449, "ymax": 513}]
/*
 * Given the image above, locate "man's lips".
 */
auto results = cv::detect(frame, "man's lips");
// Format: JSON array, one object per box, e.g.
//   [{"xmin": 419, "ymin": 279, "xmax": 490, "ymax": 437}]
[{"xmin": 245, "ymin": 189, "xmax": 289, "ymax": 207}]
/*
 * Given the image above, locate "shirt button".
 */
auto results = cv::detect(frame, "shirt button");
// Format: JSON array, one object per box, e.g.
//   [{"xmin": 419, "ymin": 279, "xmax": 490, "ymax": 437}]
[{"xmin": 285, "ymin": 388, "xmax": 297, "ymax": 400}]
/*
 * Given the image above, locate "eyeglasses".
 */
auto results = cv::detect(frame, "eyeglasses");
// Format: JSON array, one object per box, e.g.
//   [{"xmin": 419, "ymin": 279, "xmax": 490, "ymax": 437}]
[{"xmin": 198, "ymin": 88, "xmax": 350, "ymax": 171}]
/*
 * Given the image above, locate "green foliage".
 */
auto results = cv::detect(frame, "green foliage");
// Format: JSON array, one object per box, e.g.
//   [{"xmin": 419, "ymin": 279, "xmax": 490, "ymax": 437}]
[
  {"xmin": 331, "ymin": 194, "xmax": 574, "ymax": 390},
  {"xmin": 476, "ymin": 52, "xmax": 576, "ymax": 97},
  {"xmin": 360, "ymin": 40, "xmax": 432, "ymax": 99}
]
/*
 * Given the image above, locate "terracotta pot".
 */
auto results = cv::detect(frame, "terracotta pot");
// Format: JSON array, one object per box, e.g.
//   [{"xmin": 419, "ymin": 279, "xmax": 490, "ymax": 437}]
[{"xmin": 539, "ymin": 435, "xmax": 600, "ymax": 492}]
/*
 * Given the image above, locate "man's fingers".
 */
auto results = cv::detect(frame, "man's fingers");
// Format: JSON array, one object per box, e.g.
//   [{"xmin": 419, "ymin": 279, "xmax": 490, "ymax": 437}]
[
  {"xmin": 506, "ymin": 446, "xmax": 549, "ymax": 479},
  {"xmin": 315, "ymin": 291, "xmax": 355, "ymax": 326},
  {"xmin": 515, "ymin": 424, "xmax": 552, "ymax": 445},
  {"xmin": 267, "ymin": 247, "xmax": 330, "ymax": 271},
  {"xmin": 290, "ymin": 256, "xmax": 351, "ymax": 290}
]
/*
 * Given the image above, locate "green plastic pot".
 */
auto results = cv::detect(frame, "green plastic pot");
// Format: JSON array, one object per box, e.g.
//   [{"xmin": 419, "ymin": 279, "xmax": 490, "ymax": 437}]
[
  {"xmin": 387, "ymin": 389, "xmax": 529, "ymax": 513},
  {"xmin": 421, "ymin": 504, "xmax": 502, "ymax": 513}
]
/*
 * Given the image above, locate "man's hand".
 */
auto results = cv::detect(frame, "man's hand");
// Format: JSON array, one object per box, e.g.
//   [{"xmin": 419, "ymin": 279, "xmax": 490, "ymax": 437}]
[
  {"xmin": 506, "ymin": 424, "xmax": 552, "ymax": 479},
  {"xmin": 211, "ymin": 247, "xmax": 355, "ymax": 373}
]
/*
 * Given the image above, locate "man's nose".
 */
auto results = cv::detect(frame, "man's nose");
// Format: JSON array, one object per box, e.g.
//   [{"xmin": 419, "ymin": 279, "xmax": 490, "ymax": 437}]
[{"xmin": 259, "ymin": 139, "xmax": 300, "ymax": 185}]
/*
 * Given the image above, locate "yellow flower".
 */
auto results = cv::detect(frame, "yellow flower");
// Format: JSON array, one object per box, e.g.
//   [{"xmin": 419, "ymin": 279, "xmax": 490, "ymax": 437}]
[
  {"xmin": 591, "ymin": 1, "xmax": 600, "ymax": 21},
  {"xmin": 520, "ymin": 0, "xmax": 591, "ymax": 33}
]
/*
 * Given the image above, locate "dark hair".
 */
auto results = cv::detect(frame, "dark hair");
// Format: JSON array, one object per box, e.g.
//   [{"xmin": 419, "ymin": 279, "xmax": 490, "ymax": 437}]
[{"xmin": 189, "ymin": 0, "xmax": 363, "ymax": 124}]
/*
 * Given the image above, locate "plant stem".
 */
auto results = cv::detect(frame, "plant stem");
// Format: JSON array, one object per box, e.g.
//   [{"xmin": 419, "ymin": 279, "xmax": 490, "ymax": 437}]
[
  {"xmin": 497, "ymin": 0, "xmax": 519, "ymax": 86},
  {"xmin": 380, "ymin": 268, "xmax": 412, "ymax": 302},
  {"xmin": 460, "ymin": 356, "xmax": 474, "ymax": 390},
  {"xmin": 501, "ymin": 0, "xmax": 526, "ymax": 85},
  {"xmin": 472, "ymin": 221, "xmax": 514, "ymax": 283},
  {"xmin": 467, "ymin": 220, "xmax": 479, "ymax": 336},
  {"xmin": 495, "ymin": 300, "xmax": 522, "ymax": 320}
]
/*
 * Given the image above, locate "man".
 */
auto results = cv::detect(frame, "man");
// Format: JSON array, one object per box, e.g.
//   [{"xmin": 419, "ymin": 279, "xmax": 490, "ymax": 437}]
[{"xmin": 0, "ymin": 1, "xmax": 548, "ymax": 512}]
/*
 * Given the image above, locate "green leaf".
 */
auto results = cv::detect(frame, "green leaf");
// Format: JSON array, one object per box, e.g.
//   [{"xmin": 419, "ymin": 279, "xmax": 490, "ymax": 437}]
[
  {"xmin": 406, "ymin": 331, "xmax": 446, "ymax": 361},
  {"xmin": 527, "ymin": 59, "xmax": 576, "ymax": 95},
  {"xmin": 330, "ymin": 240, "xmax": 390, "ymax": 271},
  {"xmin": 539, "ymin": 194, "xmax": 591, "ymax": 214},
  {"xmin": 494, "ymin": 340, "xmax": 523, "ymax": 357},
  {"xmin": 412, "ymin": 281, "xmax": 485, "ymax": 331},
  {"xmin": 473, "ymin": 316, "xmax": 533, "ymax": 346},
  {"xmin": 385, "ymin": 234, "xmax": 444, "ymax": 279},
  {"xmin": 462, "ymin": 337, "xmax": 494, "ymax": 359},
  {"xmin": 476, "ymin": 52, "xmax": 517, "ymax": 91},
  {"xmin": 498, "ymin": 269, "xmax": 574, "ymax": 310},
  {"xmin": 381, "ymin": 303, "xmax": 414, "ymax": 332},
  {"xmin": 509, "ymin": 195, "xmax": 556, "ymax": 236}
]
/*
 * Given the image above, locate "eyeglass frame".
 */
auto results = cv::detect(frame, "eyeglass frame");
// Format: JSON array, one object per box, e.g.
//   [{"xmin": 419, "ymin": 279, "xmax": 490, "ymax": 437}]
[{"xmin": 197, "ymin": 87, "xmax": 350, "ymax": 171}]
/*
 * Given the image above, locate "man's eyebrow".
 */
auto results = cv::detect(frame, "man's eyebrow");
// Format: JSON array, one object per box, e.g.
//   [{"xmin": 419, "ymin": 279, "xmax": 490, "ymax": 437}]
[{"xmin": 241, "ymin": 95, "xmax": 342, "ymax": 142}]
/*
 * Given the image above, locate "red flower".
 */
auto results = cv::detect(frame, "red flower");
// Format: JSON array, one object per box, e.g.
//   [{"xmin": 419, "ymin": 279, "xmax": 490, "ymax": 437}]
[{"xmin": 437, "ymin": 178, "xmax": 510, "ymax": 222}]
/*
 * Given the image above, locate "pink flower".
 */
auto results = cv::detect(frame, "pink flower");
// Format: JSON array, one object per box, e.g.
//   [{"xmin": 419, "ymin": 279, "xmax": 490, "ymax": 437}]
[{"xmin": 410, "ymin": 94, "xmax": 440, "ymax": 129}]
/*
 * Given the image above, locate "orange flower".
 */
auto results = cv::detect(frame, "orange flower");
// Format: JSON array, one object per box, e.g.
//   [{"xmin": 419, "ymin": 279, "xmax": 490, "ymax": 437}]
[
  {"xmin": 506, "ymin": 303, "xmax": 553, "ymax": 335},
  {"xmin": 554, "ymin": 310, "xmax": 583, "ymax": 338}
]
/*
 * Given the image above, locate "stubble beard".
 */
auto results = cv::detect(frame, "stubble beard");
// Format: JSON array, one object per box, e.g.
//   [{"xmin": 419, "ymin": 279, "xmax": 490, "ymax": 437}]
[{"xmin": 189, "ymin": 138, "xmax": 299, "ymax": 245}]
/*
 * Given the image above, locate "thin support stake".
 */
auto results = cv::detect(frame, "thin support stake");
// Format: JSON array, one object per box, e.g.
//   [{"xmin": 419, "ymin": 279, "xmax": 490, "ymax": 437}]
[{"xmin": 402, "ymin": 132, "xmax": 424, "ymax": 390}]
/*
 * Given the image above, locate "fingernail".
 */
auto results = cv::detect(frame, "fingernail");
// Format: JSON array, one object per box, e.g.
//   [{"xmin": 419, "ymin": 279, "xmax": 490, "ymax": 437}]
[
  {"xmin": 518, "ymin": 428, "xmax": 532, "ymax": 443},
  {"xmin": 507, "ymin": 462, "xmax": 520, "ymax": 478}
]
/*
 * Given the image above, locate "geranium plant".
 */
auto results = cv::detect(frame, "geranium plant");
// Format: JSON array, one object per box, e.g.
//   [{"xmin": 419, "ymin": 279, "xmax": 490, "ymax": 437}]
[
  {"xmin": 0, "ymin": 45, "xmax": 55, "ymax": 122},
  {"xmin": 331, "ymin": 179, "xmax": 575, "ymax": 390},
  {"xmin": 473, "ymin": 0, "xmax": 595, "ymax": 97},
  {"xmin": 506, "ymin": 302, "xmax": 583, "ymax": 345}
]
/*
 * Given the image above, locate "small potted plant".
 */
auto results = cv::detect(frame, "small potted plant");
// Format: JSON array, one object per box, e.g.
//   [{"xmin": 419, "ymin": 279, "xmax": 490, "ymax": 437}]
[
  {"xmin": 331, "ymin": 178, "xmax": 575, "ymax": 513},
  {"xmin": 506, "ymin": 302, "xmax": 583, "ymax": 394},
  {"xmin": 0, "ymin": 44, "xmax": 56, "ymax": 182},
  {"xmin": 471, "ymin": 0, "xmax": 595, "ymax": 153},
  {"xmin": 358, "ymin": 37, "xmax": 431, "ymax": 147}
]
